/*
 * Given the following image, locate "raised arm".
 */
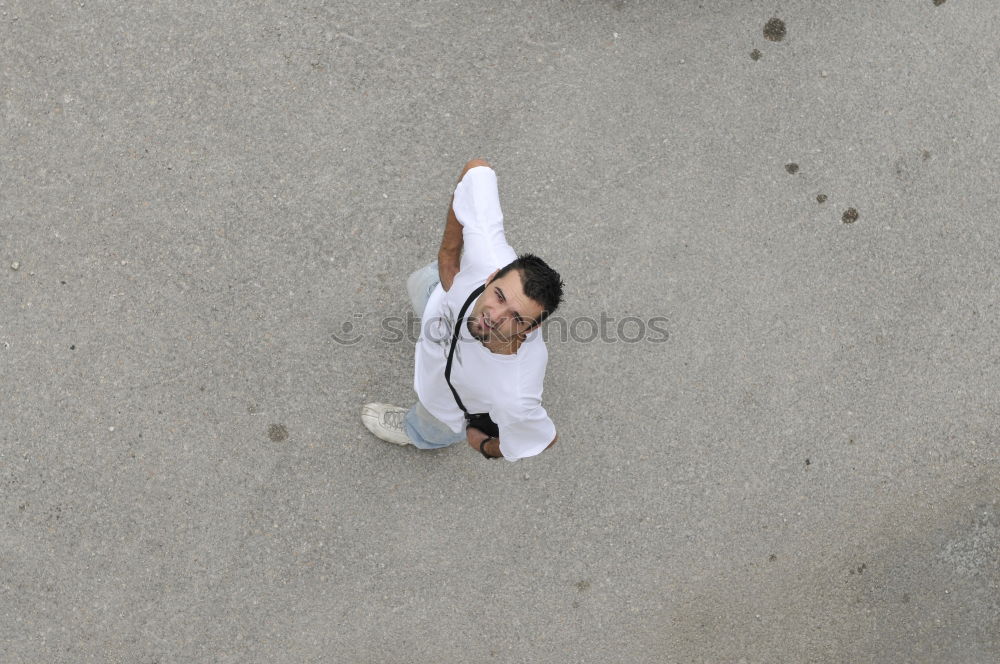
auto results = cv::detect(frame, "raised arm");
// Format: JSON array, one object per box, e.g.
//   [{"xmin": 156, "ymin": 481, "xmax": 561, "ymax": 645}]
[{"xmin": 438, "ymin": 158, "xmax": 490, "ymax": 291}]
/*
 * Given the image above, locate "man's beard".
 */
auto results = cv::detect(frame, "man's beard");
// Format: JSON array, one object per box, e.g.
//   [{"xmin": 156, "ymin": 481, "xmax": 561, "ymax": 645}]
[
  {"xmin": 468, "ymin": 313, "xmax": 518, "ymax": 347},
  {"xmin": 467, "ymin": 314, "xmax": 487, "ymax": 342}
]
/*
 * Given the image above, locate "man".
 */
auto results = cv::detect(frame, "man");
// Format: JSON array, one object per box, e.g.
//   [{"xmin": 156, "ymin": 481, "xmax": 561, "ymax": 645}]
[{"xmin": 361, "ymin": 158, "xmax": 564, "ymax": 460}]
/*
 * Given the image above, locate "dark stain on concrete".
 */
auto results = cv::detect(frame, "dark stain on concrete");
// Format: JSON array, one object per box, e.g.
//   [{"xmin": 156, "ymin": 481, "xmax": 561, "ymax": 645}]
[
  {"xmin": 764, "ymin": 18, "xmax": 786, "ymax": 42},
  {"xmin": 817, "ymin": 194, "xmax": 828, "ymax": 204},
  {"xmin": 750, "ymin": 49, "xmax": 762, "ymax": 61},
  {"xmin": 785, "ymin": 163, "xmax": 799, "ymax": 174},
  {"xmin": 268, "ymin": 424, "xmax": 289, "ymax": 442},
  {"xmin": 842, "ymin": 208, "xmax": 859, "ymax": 224},
  {"xmin": 922, "ymin": 150, "xmax": 932, "ymax": 160},
  {"xmin": 933, "ymin": 0, "xmax": 946, "ymax": 6},
  {"xmin": 894, "ymin": 158, "xmax": 907, "ymax": 179},
  {"xmin": 575, "ymin": 580, "xmax": 592, "ymax": 592},
  {"xmin": 769, "ymin": 553, "xmax": 777, "ymax": 562}
]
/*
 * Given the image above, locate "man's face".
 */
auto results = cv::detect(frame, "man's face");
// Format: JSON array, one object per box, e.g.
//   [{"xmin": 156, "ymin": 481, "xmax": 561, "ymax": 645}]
[{"xmin": 467, "ymin": 268, "xmax": 545, "ymax": 345}]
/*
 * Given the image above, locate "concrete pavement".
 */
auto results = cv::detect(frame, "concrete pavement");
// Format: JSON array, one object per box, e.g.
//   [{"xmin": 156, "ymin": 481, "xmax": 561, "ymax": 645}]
[{"xmin": 2, "ymin": 1, "xmax": 998, "ymax": 661}]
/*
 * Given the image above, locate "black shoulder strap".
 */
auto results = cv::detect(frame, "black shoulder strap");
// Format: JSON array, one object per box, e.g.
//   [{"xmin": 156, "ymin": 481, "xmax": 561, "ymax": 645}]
[{"xmin": 444, "ymin": 283, "xmax": 485, "ymax": 415}]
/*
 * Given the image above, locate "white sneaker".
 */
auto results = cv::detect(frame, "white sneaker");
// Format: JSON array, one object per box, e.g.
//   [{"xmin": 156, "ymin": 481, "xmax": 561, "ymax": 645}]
[{"xmin": 361, "ymin": 403, "xmax": 412, "ymax": 445}]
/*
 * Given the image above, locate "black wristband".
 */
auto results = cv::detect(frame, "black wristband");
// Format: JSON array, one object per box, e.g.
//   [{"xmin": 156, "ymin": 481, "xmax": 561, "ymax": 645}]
[{"xmin": 479, "ymin": 436, "xmax": 498, "ymax": 459}]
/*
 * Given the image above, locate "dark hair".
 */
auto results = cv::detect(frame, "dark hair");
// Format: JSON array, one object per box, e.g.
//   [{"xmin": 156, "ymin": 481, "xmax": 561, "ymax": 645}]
[{"xmin": 490, "ymin": 253, "xmax": 564, "ymax": 329}]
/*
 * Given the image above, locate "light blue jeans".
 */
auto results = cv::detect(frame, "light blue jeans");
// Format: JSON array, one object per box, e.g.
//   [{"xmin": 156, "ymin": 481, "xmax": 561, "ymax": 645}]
[{"xmin": 404, "ymin": 260, "xmax": 467, "ymax": 450}]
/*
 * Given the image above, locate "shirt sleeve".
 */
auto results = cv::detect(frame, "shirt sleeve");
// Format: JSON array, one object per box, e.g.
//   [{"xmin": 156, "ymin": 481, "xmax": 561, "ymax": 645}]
[
  {"xmin": 451, "ymin": 166, "xmax": 516, "ymax": 275},
  {"xmin": 493, "ymin": 396, "xmax": 557, "ymax": 462}
]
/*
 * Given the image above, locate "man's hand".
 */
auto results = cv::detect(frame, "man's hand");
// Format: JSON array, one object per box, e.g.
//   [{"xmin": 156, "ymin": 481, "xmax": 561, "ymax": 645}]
[
  {"xmin": 467, "ymin": 428, "xmax": 559, "ymax": 457},
  {"xmin": 466, "ymin": 426, "xmax": 501, "ymax": 458}
]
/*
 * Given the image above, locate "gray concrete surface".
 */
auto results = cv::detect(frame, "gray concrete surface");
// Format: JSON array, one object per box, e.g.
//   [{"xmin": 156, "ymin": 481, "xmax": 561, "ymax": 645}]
[{"xmin": 2, "ymin": 1, "xmax": 998, "ymax": 662}]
